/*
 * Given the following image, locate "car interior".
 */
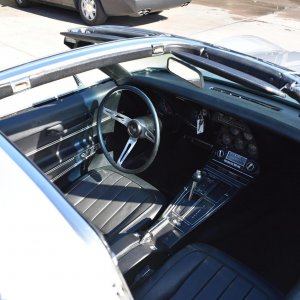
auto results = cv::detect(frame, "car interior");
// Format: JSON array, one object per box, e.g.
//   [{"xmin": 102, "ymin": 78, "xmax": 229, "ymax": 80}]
[{"xmin": 1, "ymin": 55, "xmax": 299, "ymax": 299}]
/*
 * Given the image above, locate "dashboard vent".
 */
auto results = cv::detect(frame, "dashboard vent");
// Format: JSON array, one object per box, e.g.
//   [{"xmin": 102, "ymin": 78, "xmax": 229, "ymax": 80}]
[{"xmin": 210, "ymin": 87, "xmax": 281, "ymax": 111}]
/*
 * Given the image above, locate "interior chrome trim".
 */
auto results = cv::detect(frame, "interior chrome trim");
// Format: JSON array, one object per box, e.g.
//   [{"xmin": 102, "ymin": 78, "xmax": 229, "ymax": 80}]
[
  {"xmin": 45, "ymin": 155, "xmax": 76, "ymax": 175},
  {"xmin": 50, "ymin": 160, "xmax": 82, "ymax": 182},
  {"xmin": 26, "ymin": 117, "xmax": 109, "ymax": 157},
  {"xmin": 26, "ymin": 122, "xmax": 95, "ymax": 157},
  {"xmin": 46, "ymin": 144, "xmax": 99, "ymax": 181},
  {"xmin": 49, "ymin": 152, "xmax": 91, "ymax": 182},
  {"xmin": 211, "ymin": 158, "xmax": 253, "ymax": 179}
]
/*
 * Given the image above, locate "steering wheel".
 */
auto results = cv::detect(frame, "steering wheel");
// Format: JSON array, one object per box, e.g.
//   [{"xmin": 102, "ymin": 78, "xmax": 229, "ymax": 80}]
[{"xmin": 97, "ymin": 85, "xmax": 160, "ymax": 174}]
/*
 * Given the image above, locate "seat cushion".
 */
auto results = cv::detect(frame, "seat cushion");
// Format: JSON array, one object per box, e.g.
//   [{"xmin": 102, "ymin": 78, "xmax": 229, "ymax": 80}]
[
  {"xmin": 134, "ymin": 243, "xmax": 283, "ymax": 300},
  {"xmin": 65, "ymin": 167, "xmax": 165, "ymax": 243}
]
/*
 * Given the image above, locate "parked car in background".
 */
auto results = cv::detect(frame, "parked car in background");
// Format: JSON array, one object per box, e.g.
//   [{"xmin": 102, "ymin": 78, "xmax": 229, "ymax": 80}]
[
  {"xmin": 0, "ymin": 26, "xmax": 300, "ymax": 299},
  {"xmin": 14, "ymin": 0, "xmax": 191, "ymax": 25}
]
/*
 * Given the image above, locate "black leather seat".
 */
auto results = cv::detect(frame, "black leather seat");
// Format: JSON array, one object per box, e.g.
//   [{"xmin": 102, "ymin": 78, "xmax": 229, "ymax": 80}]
[
  {"xmin": 134, "ymin": 243, "xmax": 283, "ymax": 300},
  {"xmin": 65, "ymin": 167, "xmax": 165, "ymax": 243}
]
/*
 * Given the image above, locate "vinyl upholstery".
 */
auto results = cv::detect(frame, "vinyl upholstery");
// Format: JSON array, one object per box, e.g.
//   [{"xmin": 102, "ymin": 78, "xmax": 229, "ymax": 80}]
[
  {"xmin": 65, "ymin": 167, "xmax": 165, "ymax": 243},
  {"xmin": 134, "ymin": 243, "xmax": 283, "ymax": 300}
]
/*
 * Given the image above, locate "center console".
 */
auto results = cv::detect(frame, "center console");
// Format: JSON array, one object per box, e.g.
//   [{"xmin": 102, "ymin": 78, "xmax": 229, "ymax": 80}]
[
  {"xmin": 111, "ymin": 148, "xmax": 258, "ymax": 284},
  {"xmin": 140, "ymin": 149, "xmax": 256, "ymax": 246}
]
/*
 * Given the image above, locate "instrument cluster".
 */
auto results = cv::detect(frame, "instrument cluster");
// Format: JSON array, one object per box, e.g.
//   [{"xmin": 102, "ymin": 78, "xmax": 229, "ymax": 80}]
[
  {"xmin": 212, "ymin": 112, "xmax": 259, "ymax": 175},
  {"xmin": 218, "ymin": 125, "xmax": 258, "ymax": 158},
  {"xmin": 213, "ymin": 112, "xmax": 258, "ymax": 159}
]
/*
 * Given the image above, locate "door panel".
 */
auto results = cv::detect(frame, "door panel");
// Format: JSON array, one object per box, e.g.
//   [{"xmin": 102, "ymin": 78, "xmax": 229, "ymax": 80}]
[{"xmin": 0, "ymin": 81, "xmax": 115, "ymax": 186}]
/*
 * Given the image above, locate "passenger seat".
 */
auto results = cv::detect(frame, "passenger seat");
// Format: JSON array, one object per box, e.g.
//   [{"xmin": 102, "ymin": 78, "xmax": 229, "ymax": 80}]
[{"xmin": 134, "ymin": 243, "xmax": 282, "ymax": 300}]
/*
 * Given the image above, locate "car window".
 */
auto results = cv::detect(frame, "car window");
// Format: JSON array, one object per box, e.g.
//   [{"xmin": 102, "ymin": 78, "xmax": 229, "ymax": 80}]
[
  {"xmin": 120, "ymin": 54, "xmax": 172, "ymax": 72},
  {"xmin": 76, "ymin": 68, "xmax": 109, "ymax": 86},
  {"xmin": 0, "ymin": 69, "xmax": 109, "ymax": 119}
]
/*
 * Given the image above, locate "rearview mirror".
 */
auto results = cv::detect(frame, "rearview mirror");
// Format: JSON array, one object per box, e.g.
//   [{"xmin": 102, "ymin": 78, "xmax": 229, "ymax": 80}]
[{"xmin": 167, "ymin": 57, "xmax": 204, "ymax": 89}]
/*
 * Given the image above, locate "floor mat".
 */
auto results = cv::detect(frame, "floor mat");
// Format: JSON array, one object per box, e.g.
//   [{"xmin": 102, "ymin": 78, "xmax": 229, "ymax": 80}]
[{"xmin": 214, "ymin": 177, "xmax": 300, "ymax": 293}]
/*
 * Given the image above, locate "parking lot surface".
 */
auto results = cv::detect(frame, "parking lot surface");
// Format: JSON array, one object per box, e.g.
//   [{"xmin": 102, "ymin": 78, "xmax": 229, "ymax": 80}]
[{"xmin": 0, "ymin": 0, "xmax": 299, "ymax": 71}]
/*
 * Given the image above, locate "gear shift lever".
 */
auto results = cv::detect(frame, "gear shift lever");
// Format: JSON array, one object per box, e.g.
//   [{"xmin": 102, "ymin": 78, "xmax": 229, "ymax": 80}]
[{"xmin": 188, "ymin": 170, "xmax": 202, "ymax": 200}]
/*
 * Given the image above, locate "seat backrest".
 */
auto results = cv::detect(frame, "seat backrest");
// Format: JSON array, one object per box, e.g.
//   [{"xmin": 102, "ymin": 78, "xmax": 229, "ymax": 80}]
[{"xmin": 286, "ymin": 280, "xmax": 300, "ymax": 300}]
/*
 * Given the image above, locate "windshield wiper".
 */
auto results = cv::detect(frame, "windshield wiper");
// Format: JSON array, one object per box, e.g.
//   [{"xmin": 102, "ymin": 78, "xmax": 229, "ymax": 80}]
[{"xmin": 173, "ymin": 50, "xmax": 286, "ymax": 98}]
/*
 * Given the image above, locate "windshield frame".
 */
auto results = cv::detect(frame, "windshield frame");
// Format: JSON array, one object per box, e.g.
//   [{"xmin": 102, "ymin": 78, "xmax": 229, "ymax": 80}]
[{"xmin": 1, "ymin": 34, "xmax": 299, "ymax": 104}]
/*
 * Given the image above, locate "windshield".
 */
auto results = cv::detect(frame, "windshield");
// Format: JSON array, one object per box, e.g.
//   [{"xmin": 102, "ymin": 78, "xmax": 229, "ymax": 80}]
[
  {"xmin": 120, "ymin": 54, "xmax": 300, "ymax": 105},
  {"xmin": 120, "ymin": 54, "xmax": 235, "ymax": 83}
]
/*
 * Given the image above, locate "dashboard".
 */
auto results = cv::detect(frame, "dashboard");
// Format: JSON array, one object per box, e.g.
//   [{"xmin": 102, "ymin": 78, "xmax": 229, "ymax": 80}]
[
  {"xmin": 128, "ymin": 70, "xmax": 300, "ymax": 143},
  {"xmin": 123, "ymin": 70, "xmax": 298, "ymax": 177},
  {"xmin": 150, "ymin": 91, "xmax": 259, "ymax": 177}
]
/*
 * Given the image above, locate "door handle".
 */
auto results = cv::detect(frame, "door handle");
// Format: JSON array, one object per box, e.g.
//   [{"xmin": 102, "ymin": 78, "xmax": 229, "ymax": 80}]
[{"xmin": 46, "ymin": 124, "xmax": 65, "ymax": 136}]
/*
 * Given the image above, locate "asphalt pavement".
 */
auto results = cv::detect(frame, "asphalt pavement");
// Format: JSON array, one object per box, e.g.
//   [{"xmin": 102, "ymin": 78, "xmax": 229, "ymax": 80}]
[{"xmin": 0, "ymin": 0, "xmax": 299, "ymax": 71}]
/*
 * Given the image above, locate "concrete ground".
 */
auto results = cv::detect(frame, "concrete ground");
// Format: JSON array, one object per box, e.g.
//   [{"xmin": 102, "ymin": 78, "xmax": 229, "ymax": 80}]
[{"xmin": 0, "ymin": 0, "xmax": 299, "ymax": 71}]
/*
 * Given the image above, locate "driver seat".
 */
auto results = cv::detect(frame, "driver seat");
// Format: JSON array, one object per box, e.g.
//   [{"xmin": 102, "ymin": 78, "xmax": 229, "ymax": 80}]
[{"xmin": 65, "ymin": 166, "xmax": 165, "ymax": 243}]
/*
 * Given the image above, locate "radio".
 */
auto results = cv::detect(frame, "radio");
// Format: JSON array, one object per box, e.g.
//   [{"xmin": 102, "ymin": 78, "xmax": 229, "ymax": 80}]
[{"xmin": 214, "ymin": 148, "xmax": 258, "ymax": 174}]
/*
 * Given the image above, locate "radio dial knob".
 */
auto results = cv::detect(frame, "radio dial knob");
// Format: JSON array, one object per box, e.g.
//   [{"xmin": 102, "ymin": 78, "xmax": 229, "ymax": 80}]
[
  {"xmin": 216, "ymin": 149, "xmax": 225, "ymax": 159},
  {"xmin": 245, "ymin": 161, "xmax": 256, "ymax": 172}
]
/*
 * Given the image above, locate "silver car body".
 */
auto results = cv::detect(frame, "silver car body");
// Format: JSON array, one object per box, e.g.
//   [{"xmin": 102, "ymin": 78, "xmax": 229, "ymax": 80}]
[{"xmin": 0, "ymin": 133, "xmax": 132, "ymax": 300}]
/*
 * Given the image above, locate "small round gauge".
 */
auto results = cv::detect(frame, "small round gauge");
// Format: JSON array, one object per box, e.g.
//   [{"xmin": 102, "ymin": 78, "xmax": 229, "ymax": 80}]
[
  {"xmin": 234, "ymin": 138, "xmax": 245, "ymax": 151},
  {"xmin": 222, "ymin": 133, "xmax": 232, "ymax": 145},
  {"xmin": 201, "ymin": 109, "xmax": 208, "ymax": 117},
  {"xmin": 230, "ymin": 127, "xmax": 240, "ymax": 136},
  {"xmin": 159, "ymin": 99, "xmax": 173, "ymax": 116},
  {"xmin": 243, "ymin": 132, "xmax": 253, "ymax": 141},
  {"xmin": 247, "ymin": 144, "xmax": 258, "ymax": 156}
]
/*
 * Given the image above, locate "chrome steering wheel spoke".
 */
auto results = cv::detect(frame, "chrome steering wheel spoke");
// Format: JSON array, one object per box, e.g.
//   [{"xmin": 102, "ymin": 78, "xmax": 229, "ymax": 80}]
[
  {"xmin": 117, "ymin": 137, "xmax": 138, "ymax": 167},
  {"xmin": 103, "ymin": 107, "xmax": 132, "ymax": 127},
  {"xmin": 143, "ymin": 127, "xmax": 155, "ymax": 143}
]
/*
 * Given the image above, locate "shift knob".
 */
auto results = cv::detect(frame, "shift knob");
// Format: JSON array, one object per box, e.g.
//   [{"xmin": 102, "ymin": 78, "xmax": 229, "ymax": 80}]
[
  {"xmin": 188, "ymin": 170, "xmax": 202, "ymax": 201},
  {"xmin": 192, "ymin": 170, "xmax": 202, "ymax": 182}
]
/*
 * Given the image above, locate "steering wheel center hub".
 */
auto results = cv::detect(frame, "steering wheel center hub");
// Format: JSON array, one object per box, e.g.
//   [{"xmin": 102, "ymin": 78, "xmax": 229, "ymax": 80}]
[{"xmin": 127, "ymin": 120, "xmax": 142, "ymax": 138}]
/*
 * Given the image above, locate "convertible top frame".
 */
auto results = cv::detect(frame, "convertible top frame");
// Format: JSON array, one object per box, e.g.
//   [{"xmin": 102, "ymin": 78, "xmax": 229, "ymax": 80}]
[
  {"xmin": 0, "ymin": 26, "xmax": 299, "ymax": 102},
  {"xmin": 61, "ymin": 26, "xmax": 300, "ymax": 102},
  {"xmin": 0, "ymin": 36, "xmax": 200, "ymax": 100}
]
